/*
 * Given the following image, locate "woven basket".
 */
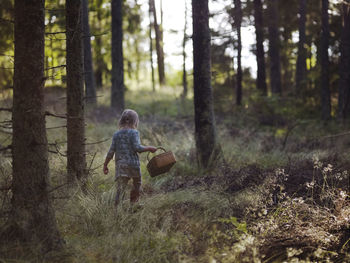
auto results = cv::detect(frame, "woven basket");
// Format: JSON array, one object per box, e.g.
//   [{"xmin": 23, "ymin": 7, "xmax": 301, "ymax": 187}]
[{"xmin": 147, "ymin": 147, "xmax": 176, "ymax": 177}]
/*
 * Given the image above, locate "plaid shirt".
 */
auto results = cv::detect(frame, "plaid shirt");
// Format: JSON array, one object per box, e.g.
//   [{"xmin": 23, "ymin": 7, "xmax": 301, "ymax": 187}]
[{"xmin": 107, "ymin": 129, "xmax": 146, "ymax": 169}]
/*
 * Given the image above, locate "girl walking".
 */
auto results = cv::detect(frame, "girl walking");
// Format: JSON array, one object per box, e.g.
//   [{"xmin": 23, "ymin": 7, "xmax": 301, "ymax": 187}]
[{"xmin": 103, "ymin": 109, "xmax": 156, "ymax": 206}]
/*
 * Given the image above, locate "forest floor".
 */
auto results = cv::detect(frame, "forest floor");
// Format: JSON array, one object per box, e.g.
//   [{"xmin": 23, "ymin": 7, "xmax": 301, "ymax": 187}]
[{"xmin": 1, "ymin": 87, "xmax": 350, "ymax": 262}]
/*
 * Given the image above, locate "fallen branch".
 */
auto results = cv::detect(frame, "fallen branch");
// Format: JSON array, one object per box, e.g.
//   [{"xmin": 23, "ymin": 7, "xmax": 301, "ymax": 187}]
[
  {"xmin": 84, "ymin": 138, "xmax": 109, "ymax": 145},
  {"xmin": 45, "ymin": 111, "xmax": 67, "ymax": 119},
  {"xmin": 0, "ymin": 108, "xmax": 12, "ymax": 112}
]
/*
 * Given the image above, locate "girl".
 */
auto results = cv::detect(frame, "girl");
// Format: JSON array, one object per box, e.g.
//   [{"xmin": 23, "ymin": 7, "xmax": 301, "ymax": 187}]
[{"xmin": 103, "ymin": 109, "xmax": 156, "ymax": 206}]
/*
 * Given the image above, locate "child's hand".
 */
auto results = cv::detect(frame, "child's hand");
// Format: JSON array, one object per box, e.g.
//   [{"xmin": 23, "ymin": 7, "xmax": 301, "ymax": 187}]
[
  {"xmin": 103, "ymin": 165, "xmax": 109, "ymax": 175},
  {"xmin": 149, "ymin": 146, "xmax": 157, "ymax": 153}
]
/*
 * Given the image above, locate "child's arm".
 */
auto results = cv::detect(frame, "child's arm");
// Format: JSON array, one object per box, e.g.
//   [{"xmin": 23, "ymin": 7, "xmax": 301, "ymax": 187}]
[
  {"xmin": 103, "ymin": 154, "xmax": 113, "ymax": 174},
  {"xmin": 131, "ymin": 130, "xmax": 157, "ymax": 153}
]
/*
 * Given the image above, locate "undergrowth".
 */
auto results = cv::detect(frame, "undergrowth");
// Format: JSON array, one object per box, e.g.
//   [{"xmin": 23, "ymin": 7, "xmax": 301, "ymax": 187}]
[{"xmin": 1, "ymin": 90, "xmax": 350, "ymax": 262}]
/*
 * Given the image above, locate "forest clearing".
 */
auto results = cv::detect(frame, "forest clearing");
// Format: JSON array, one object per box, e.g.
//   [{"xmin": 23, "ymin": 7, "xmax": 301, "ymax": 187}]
[{"xmin": 1, "ymin": 0, "xmax": 350, "ymax": 262}]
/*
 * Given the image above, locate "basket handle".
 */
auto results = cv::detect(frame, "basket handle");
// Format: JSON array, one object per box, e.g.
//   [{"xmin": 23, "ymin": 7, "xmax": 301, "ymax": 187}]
[{"xmin": 147, "ymin": 147, "xmax": 166, "ymax": 161}]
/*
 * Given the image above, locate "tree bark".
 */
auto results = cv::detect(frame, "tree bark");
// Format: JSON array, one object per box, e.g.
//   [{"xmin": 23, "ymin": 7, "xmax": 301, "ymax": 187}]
[
  {"xmin": 192, "ymin": 0, "xmax": 217, "ymax": 167},
  {"xmin": 111, "ymin": 0, "xmax": 125, "ymax": 113},
  {"xmin": 267, "ymin": 0, "xmax": 282, "ymax": 94},
  {"xmin": 234, "ymin": 0, "xmax": 242, "ymax": 105},
  {"xmin": 66, "ymin": 0, "xmax": 88, "ymax": 184},
  {"xmin": 321, "ymin": 0, "xmax": 331, "ymax": 120},
  {"xmin": 94, "ymin": 0, "xmax": 104, "ymax": 89},
  {"xmin": 253, "ymin": 0, "xmax": 267, "ymax": 95},
  {"xmin": 150, "ymin": 0, "xmax": 165, "ymax": 85},
  {"xmin": 149, "ymin": 0, "xmax": 155, "ymax": 91},
  {"xmin": 82, "ymin": 0, "xmax": 97, "ymax": 105},
  {"xmin": 295, "ymin": 0, "xmax": 307, "ymax": 95},
  {"xmin": 338, "ymin": 1, "xmax": 350, "ymax": 119},
  {"xmin": 182, "ymin": 0, "xmax": 188, "ymax": 99},
  {"xmin": 7, "ymin": 0, "xmax": 63, "ymax": 252}
]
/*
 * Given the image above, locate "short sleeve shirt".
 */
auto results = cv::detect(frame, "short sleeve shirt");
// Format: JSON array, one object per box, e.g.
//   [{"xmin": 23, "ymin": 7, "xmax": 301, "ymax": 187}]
[{"xmin": 107, "ymin": 129, "xmax": 145, "ymax": 169}]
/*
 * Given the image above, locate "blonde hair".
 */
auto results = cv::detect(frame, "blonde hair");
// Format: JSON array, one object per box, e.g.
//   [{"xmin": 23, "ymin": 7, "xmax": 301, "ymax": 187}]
[{"xmin": 118, "ymin": 109, "xmax": 139, "ymax": 129}]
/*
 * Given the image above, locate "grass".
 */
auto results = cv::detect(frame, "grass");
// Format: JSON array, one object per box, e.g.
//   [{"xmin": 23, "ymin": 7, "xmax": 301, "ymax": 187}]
[{"xmin": 2, "ymin": 88, "xmax": 350, "ymax": 262}]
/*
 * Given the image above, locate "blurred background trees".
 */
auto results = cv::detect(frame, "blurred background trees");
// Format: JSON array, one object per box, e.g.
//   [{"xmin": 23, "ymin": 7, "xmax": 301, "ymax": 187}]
[{"xmin": 0, "ymin": 0, "xmax": 348, "ymax": 118}]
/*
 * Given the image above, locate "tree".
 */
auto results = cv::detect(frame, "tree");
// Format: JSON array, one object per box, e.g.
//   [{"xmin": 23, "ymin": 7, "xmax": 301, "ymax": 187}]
[
  {"xmin": 321, "ymin": 0, "xmax": 331, "ymax": 120},
  {"xmin": 111, "ymin": 0, "xmax": 125, "ymax": 113},
  {"xmin": 192, "ymin": 0, "xmax": 217, "ymax": 167},
  {"xmin": 66, "ymin": 0, "xmax": 88, "ymax": 184},
  {"xmin": 6, "ymin": 0, "xmax": 63, "ymax": 252},
  {"xmin": 148, "ymin": 0, "xmax": 155, "ymax": 91},
  {"xmin": 267, "ymin": 0, "xmax": 282, "ymax": 94},
  {"xmin": 150, "ymin": 0, "xmax": 165, "ymax": 85},
  {"xmin": 182, "ymin": 0, "xmax": 188, "ymax": 99},
  {"xmin": 295, "ymin": 0, "xmax": 307, "ymax": 95},
  {"xmin": 234, "ymin": 0, "xmax": 242, "ymax": 105},
  {"xmin": 253, "ymin": 0, "xmax": 267, "ymax": 95},
  {"xmin": 338, "ymin": 0, "xmax": 350, "ymax": 119},
  {"xmin": 82, "ymin": 0, "xmax": 97, "ymax": 105}
]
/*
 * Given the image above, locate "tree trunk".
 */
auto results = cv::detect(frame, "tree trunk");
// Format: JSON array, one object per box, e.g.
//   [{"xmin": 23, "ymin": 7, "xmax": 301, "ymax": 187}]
[
  {"xmin": 111, "ymin": 0, "xmax": 125, "ymax": 113},
  {"xmin": 234, "ymin": 0, "xmax": 242, "ymax": 105},
  {"xmin": 192, "ymin": 0, "xmax": 217, "ymax": 167},
  {"xmin": 253, "ymin": 0, "xmax": 267, "ymax": 95},
  {"xmin": 338, "ymin": 1, "xmax": 350, "ymax": 119},
  {"xmin": 267, "ymin": 0, "xmax": 282, "ymax": 94},
  {"xmin": 150, "ymin": 0, "xmax": 166, "ymax": 85},
  {"xmin": 321, "ymin": 0, "xmax": 331, "ymax": 120},
  {"xmin": 182, "ymin": 0, "xmax": 188, "ymax": 99},
  {"xmin": 82, "ymin": 0, "xmax": 97, "ymax": 105},
  {"xmin": 94, "ymin": 0, "xmax": 104, "ymax": 89},
  {"xmin": 295, "ymin": 0, "xmax": 307, "ymax": 96},
  {"xmin": 7, "ymin": 0, "xmax": 63, "ymax": 252},
  {"xmin": 66, "ymin": 0, "xmax": 87, "ymax": 184},
  {"xmin": 149, "ymin": 0, "xmax": 155, "ymax": 91}
]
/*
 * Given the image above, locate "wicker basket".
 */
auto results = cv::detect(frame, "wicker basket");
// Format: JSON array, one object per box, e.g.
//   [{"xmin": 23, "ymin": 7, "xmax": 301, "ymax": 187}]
[{"xmin": 147, "ymin": 147, "xmax": 176, "ymax": 177}]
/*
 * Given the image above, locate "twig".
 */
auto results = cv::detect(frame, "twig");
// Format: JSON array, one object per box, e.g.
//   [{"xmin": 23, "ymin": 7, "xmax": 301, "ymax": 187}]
[
  {"xmin": 46, "ymin": 125, "xmax": 66, "ymax": 130},
  {"xmin": 84, "ymin": 138, "xmax": 109, "ymax": 145},
  {"xmin": 87, "ymin": 152, "xmax": 97, "ymax": 173},
  {"xmin": 0, "ymin": 108, "xmax": 12, "ymax": 112},
  {"xmin": 48, "ymin": 182, "xmax": 69, "ymax": 193},
  {"xmin": 321, "ymin": 131, "xmax": 350, "ymax": 140},
  {"xmin": 281, "ymin": 122, "xmax": 300, "ymax": 150},
  {"xmin": 45, "ymin": 31, "xmax": 66, "ymax": 35},
  {"xmin": 0, "ymin": 18, "xmax": 14, "ymax": 24},
  {"xmin": 45, "ymin": 111, "xmax": 67, "ymax": 119},
  {"xmin": 45, "ymin": 64, "xmax": 66, "ymax": 71},
  {"xmin": 0, "ymin": 53, "xmax": 14, "ymax": 58},
  {"xmin": 0, "ymin": 185, "xmax": 11, "ymax": 191},
  {"xmin": 0, "ymin": 145, "xmax": 11, "ymax": 152}
]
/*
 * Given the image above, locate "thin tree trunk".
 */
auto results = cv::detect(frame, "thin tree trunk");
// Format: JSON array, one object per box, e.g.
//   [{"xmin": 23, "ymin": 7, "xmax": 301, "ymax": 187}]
[
  {"xmin": 82, "ymin": 0, "xmax": 97, "ymax": 105},
  {"xmin": 267, "ymin": 0, "xmax": 282, "ymax": 94},
  {"xmin": 7, "ymin": 0, "xmax": 63, "ymax": 252},
  {"xmin": 192, "ymin": 0, "xmax": 217, "ymax": 168},
  {"xmin": 296, "ymin": 0, "xmax": 307, "ymax": 95},
  {"xmin": 182, "ymin": 0, "xmax": 188, "ymax": 99},
  {"xmin": 111, "ymin": 0, "xmax": 125, "ymax": 113},
  {"xmin": 253, "ymin": 0, "xmax": 267, "ymax": 95},
  {"xmin": 150, "ymin": 0, "xmax": 165, "ymax": 85},
  {"xmin": 149, "ymin": 0, "xmax": 155, "ymax": 91},
  {"xmin": 338, "ymin": 1, "xmax": 350, "ymax": 119},
  {"xmin": 234, "ymin": 0, "xmax": 242, "ymax": 105},
  {"xmin": 94, "ymin": 0, "xmax": 104, "ymax": 89},
  {"xmin": 321, "ymin": 0, "xmax": 331, "ymax": 120},
  {"xmin": 66, "ymin": 0, "xmax": 87, "ymax": 184}
]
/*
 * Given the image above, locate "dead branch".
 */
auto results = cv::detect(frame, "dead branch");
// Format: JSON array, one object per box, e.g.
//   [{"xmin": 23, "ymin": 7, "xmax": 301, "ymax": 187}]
[
  {"xmin": 46, "ymin": 125, "xmax": 66, "ymax": 130},
  {"xmin": 45, "ymin": 64, "xmax": 66, "ymax": 71},
  {"xmin": 45, "ymin": 111, "xmax": 67, "ymax": 119},
  {"xmin": 87, "ymin": 152, "xmax": 97, "ymax": 174},
  {"xmin": 0, "ymin": 53, "xmax": 14, "ymax": 58},
  {"xmin": 0, "ymin": 145, "xmax": 11, "ymax": 152},
  {"xmin": 48, "ymin": 182, "xmax": 69, "ymax": 193},
  {"xmin": 0, "ymin": 18, "xmax": 14, "ymax": 24},
  {"xmin": 84, "ymin": 138, "xmax": 109, "ymax": 145},
  {"xmin": 45, "ymin": 31, "xmax": 66, "ymax": 35},
  {"xmin": 0, "ymin": 185, "xmax": 11, "ymax": 191},
  {"xmin": 0, "ymin": 108, "xmax": 12, "ymax": 112}
]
